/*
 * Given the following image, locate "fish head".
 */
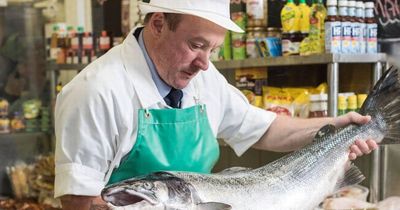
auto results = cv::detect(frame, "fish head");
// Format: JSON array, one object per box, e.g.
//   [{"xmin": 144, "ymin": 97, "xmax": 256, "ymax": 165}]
[
  {"xmin": 102, "ymin": 172, "xmax": 193, "ymax": 207},
  {"xmin": 102, "ymin": 176, "xmax": 169, "ymax": 206}
]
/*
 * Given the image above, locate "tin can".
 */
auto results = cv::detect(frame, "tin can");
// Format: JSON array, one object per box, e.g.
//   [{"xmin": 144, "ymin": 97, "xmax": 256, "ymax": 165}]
[
  {"xmin": 246, "ymin": 0, "xmax": 268, "ymax": 27},
  {"xmin": 246, "ymin": 27, "xmax": 267, "ymax": 58},
  {"xmin": 232, "ymin": 32, "xmax": 246, "ymax": 60}
]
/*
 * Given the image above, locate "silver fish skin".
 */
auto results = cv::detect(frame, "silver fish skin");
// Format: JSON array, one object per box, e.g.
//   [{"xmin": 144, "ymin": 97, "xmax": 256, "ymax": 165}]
[{"xmin": 102, "ymin": 67, "xmax": 400, "ymax": 210}]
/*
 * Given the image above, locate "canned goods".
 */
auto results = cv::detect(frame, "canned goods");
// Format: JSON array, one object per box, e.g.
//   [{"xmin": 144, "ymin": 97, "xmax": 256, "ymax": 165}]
[
  {"xmin": 232, "ymin": 32, "xmax": 246, "ymax": 60},
  {"xmin": 246, "ymin": 0, "xmax": 268, "ymax": 27},
  {"xmin": 246, "ymin": 27, "xmax": 267, "ymax": 58}
]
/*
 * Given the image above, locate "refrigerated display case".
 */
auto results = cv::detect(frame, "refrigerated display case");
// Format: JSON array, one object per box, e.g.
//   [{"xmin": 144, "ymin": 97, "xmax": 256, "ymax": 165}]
[{"xmin": 0, "ymin": 2, "xmax": 51, "ymax": 196}]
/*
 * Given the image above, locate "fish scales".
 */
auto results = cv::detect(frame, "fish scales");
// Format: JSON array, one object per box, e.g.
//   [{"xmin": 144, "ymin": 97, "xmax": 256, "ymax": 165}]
[{"xmin": 102, "ymin": 67, "xmax": 400, "ymax": 210}]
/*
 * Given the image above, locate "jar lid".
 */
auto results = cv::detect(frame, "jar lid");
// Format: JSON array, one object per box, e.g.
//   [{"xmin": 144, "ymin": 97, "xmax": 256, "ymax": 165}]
[
  {"xmin": 267, "ymin": 27, "xmax": 281, "ymax": 32},
  {"xmin": 246, "ymin": 27, "xmax": 267, "ymax": 32}
]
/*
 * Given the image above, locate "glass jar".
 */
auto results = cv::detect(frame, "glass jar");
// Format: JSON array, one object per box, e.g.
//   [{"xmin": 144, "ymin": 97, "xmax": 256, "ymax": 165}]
[
  {"xmin": 246, "ymin": 0, "xmax": 268, "ymax": 27},
  {"xmin": 309, "ymin": 94, "xmax": 328, "ymax": 118},
  {"xmin": 246, "ymin": 27, "xmax": 267, "ymax": 58}
]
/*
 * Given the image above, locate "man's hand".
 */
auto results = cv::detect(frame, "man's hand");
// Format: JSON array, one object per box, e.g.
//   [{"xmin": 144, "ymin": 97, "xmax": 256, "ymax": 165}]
[{"xmin": 335, "ymin": 112, "xmax": 379, "ymax": 160}]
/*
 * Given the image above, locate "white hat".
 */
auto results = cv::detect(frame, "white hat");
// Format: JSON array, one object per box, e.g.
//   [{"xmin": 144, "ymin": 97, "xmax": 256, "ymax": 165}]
[{"xmin": 138, "ymin": 0, "xmax": 244, "ymax": 33}]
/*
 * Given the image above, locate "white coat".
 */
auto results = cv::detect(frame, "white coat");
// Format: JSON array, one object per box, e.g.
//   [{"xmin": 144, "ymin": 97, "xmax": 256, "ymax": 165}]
[{"xmin": 54, "ymin": 28, "xmax": 276, "ymax": 197}]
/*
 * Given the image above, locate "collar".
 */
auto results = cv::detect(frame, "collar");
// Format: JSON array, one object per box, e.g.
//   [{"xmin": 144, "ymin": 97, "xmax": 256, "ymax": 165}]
[
  {"xmin": 121, "ymin": 27, "xmax": 198, "ymax": 108},
  {"xmin": 137, "ymin": 28, "xmax": 171, "ymax": 98}
]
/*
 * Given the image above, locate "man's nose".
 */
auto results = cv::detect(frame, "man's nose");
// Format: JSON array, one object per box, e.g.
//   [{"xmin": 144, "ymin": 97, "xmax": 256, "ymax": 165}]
[{"xmin": 193, "ymin": 51, "xmax": 209, "ymax": 71}]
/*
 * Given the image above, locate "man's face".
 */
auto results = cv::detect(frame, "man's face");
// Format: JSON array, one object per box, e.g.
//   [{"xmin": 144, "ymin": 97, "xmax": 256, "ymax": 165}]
[{"xmin": 153, "ymin": 15, "xmax": 226, "ymax": 89}]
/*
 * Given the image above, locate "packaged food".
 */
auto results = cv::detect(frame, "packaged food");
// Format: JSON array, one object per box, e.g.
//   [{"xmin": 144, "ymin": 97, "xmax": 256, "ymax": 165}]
[
  {"xmin": 11, "ymin": 112, "xmax": 25, "ymax": 132},
  {"xmin": 236, "ymin": 68, "xmax": 268, "ymax": 108},
  {"xmin": 0, "ymin": 117, "xmax": 10, "ymax": 134},
  {"xmin": 0, "ymin": 98, "xmax": 9, "ymax": 117},
  {"xmin": 23, "ymin": 99, "xmax": 42, "ymax": 119},
  {"xmin": 263, "ymin": 86, "xmax": 294, "ymax": 116}
]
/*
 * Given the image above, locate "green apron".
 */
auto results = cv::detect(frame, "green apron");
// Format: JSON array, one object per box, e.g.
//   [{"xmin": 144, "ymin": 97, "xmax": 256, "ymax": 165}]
[{"xmin": 107, "ymin": 105, "xmax": 219, "ymax": 185}]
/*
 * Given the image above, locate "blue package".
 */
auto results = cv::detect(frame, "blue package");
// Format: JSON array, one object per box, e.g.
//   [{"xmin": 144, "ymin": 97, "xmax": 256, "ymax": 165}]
[{"xmin": 256, "ymin": 37, "xmax": 282, "ymax": 57}]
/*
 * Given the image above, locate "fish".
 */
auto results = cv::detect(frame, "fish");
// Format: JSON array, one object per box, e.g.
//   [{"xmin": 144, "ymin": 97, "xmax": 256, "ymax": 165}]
[{"xmin": 101, "ymin": 67, "xmax": 400, "ymax": 210}]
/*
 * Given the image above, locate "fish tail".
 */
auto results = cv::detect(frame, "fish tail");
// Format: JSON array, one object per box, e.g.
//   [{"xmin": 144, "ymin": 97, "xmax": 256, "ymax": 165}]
[{"xmin": 360, "ymin": 67, "xmax": 400, "ymax": 144}]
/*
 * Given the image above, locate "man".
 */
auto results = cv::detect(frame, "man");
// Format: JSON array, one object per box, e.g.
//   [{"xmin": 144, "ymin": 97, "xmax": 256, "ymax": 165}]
[{"xmin": 54, "ymin": 0, "xmax": 377, "ymax": 209}]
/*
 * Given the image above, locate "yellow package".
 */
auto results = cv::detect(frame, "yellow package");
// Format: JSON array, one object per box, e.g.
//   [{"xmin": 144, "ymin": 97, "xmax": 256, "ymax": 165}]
[
  {"xmin": 263, "ymin": 86, "xmax": 294, "ymax": 116},
  {"xmin": 284, "ymin": 87, "xmax": 310, "ymax": 118}
]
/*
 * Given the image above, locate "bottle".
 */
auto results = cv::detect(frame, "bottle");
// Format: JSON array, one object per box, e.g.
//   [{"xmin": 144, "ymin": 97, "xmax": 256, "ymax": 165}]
[
  {"xmin": 365, "ymin": 1, "xmax": 377, "ymax": 53},
  {"xmin": 325, "ymin": 0, "xmax": 341, "ymax": 53},
  {"xmin": 338, "ymin": 95, "xmax": 347, "ymax": 115},
  {"xmin": 50, "ymin": 25, "xmax": 60, "ymax": 60},
  {"xmin": 65, "ymin": 26, "xmax": 74, "ymax": 50},
  {"xmin": 348, "ymin": 0, "xmax": 359, "ymax": 53},
  {"xmin": 339, "ymin": 0, "xmax": 351, "ymax": 53},
  {"xmin": 299, "ymin": 0, "xmax": 311, "ymax": 38},
  {"xmin": 56, "ymin": 27, "xmax": 66, "ymax": 64},
  {"xmin": 281, "ymin": 0, "xmax": 301, "ymax": 56},
  {"xmin": 356, "ymin": 1, "xmax": 366, "ymax": 53},
  {"xmin": 99, "ymin": 30, "xmax": 111, "ymax": 55},
  {"xmin": 77, "ymin": 26, "xmax": 85, "ymax": 63},
  {"xmin": 347, "ymin": 95, "xmax": 357, "ymax": 113},
  {"xmin": 311, "ymin": 0, "xmax": 327, "ymax": 51}
]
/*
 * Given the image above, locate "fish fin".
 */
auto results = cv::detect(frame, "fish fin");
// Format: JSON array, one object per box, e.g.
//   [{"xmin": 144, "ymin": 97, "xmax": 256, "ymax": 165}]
[
  {"xmin": 336, "ymin": 164, "xmax": 365, "ymax": 190},
  {"xmin": 313, "ymin": 124, "xmax": 336, "ymax": 142},
  {"xmin": 359, "ymin": 67, "xmax": 400, "ymax": 144},
  {"xmin": 216, "ymin": 167, "xmax": 252, "ymax": 175},
  {"xmin": 197, "ymin": 202, "xmax": 232, "ymax": 210}
]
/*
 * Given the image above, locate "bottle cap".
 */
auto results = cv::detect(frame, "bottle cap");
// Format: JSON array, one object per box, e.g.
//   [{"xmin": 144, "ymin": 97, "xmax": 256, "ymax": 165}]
[
  {"xmin": 365, "ymin": 2, "xmax": 374, "ymax": 8},
  {"xmin": 338, "ymin": 0, "xmax": 348, "ymax": 7},
  {"xmin": 327, "ymin": 0, "xmax": 338, "ymax": 6},
  {"xmin": 348, "ymin": 1, "xmax": 356, "ymax": 7},
  {"xmin": 356, "ymin": 1, "xmax": 364, "ymax": 9}
]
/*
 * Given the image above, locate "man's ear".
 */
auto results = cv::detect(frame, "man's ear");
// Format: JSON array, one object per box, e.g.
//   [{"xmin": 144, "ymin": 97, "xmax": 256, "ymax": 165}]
[{"xmin": 148, "ymin": 13, "xmax": 166, "ymax": 38}]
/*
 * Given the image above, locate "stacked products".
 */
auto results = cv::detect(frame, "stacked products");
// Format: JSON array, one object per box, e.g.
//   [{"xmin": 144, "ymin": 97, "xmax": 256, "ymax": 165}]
[
  {"xmin": 212, "ymin": 0, "xmax": 379, "ymax": 61},
  {"xmin": 338, "ymin": 92, "xmax": 367, "ymax": 115},
  {"xmin": 0, "ymin": 98, "xmax": 49, "ymax": 134},
  {"xmin": 47, "ymin": 23, "xmax": 115, "ymax": 64},
  {"xmin": 325, "ymin": 0, "xmax": 377, "ymax": 54}
]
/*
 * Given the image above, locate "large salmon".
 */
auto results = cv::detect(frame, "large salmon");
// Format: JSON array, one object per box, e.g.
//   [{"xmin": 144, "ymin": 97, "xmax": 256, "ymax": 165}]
[{"xmin": 102, "ymin": 67, "xmax": 400, "ymax": 210}]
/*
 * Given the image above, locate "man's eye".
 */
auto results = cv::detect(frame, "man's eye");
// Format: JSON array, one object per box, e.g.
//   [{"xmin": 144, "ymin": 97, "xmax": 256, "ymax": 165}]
[{"xmin": 191, "ymin": 43, "xmax": 202, "ymax": 49}]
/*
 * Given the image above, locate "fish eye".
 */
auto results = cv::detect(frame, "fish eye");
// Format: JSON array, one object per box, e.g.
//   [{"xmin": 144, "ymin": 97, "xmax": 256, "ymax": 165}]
[{"xmin": 143, "ymin": 182, "xmax": 152, "ymax": 190}]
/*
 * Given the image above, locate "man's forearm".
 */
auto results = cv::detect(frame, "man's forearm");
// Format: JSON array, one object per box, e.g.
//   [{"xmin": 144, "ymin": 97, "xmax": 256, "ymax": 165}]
[
  {"xmin": 61, "ymin": 195, "xmax": 109, "ymax": 210},
  {"xmin": 252, "ymin": 115, "xmax": 335, "ymax": 152}
]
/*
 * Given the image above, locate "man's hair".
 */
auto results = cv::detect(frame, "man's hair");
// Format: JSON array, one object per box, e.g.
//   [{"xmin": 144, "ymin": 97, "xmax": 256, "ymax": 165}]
[{"xmin": 143, "ymin": 13, "xmax": 183, "ymax": 31}]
